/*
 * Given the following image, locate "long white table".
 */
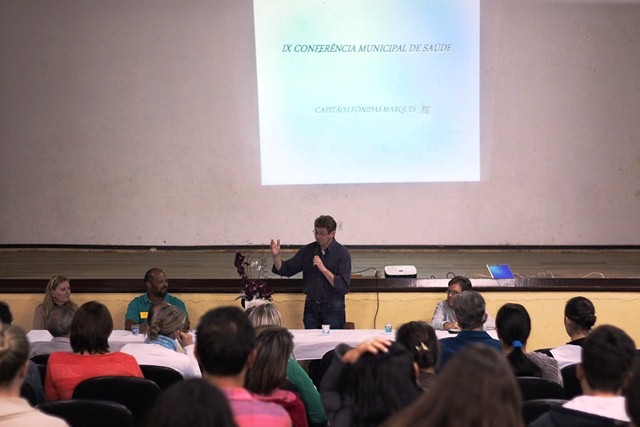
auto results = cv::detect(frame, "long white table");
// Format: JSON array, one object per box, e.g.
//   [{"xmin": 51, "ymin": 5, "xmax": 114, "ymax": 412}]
[{"xmin": 27, "ymin": 328, "xmax": 498, "ymax": 361}]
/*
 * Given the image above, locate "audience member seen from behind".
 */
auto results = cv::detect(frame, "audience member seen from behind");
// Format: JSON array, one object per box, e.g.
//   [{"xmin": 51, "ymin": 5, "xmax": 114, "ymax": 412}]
[
  {"xmin": 321, "ymin": 337, "xmax": 421, "ymax": 427},
  {"xmin": 430, "ymin": 276, "xmax": 496, "ymax": 331},
  {"xmin": 195, "ymin": 306, "xmax": 291, "ymax": 427},
  {"xmin": 383, "ymin": 345, "xmax": 524, "ymax": 427},
  {"xmin": 121, "ymin": 304, "xmax": 201, "ymax": 378},
  {"xmin": 437, "ymin": 290, "xmax": 502, "ymax": 371},
  {"xmin": 29, "ymin": 304, "xmax": 74, "ymax": 359},
  {"xmin": 1, "ymin": 302, "xmax": 46, "ymax": 405},
  {"xmin": 125, "ymin": 268, "xmax": 190, "ymax": 333},
  {"xmin": 45, "ymin": 301, "xmax": 143, "ymax": 401},
  {"xmin": 550, "ymin": 296, "xmax": 597, "ymax": 369},
  {"xmin": 495, "ymin": 303, "xmax": 562, "ymax": 385},
  {"xmin": 625, "ymin": 356, "xmax": 640, "ymax": 427},
  {"xmin": 530, "ymin": 325, "xmax": 635, "ymax": 426},
  {"xmin": 32, "ymin": 275, "xmax": 78, "ymax": 330},
  {"xmin": 144, "ymin": 378, "xmax": 237, "ymax": 427},
  {"xmin": 395, "ymin": 321, "xmax": 439, "ymax": 391},
  {"xmin": 0, "ymin": 324, "xmax": 69, "ymax": 426},
  {"xmin": 246, "ymin": 325, "xmax": 308, "ymax": 427},
  {"xmin": 248, "ymin": 303, "xmax": 327, "ymax": 426}
]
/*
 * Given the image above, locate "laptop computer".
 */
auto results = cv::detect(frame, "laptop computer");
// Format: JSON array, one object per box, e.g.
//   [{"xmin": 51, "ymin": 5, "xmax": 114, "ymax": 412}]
[{"xmin": 486, "ymin": 264, "xmax": 514, "ymax": 279}]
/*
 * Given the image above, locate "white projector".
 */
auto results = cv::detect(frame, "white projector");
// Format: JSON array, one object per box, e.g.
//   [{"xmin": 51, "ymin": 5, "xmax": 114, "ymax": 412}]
[{"xmin": 383, "ymin": 265, "xmax": 417, "ymax": 278}]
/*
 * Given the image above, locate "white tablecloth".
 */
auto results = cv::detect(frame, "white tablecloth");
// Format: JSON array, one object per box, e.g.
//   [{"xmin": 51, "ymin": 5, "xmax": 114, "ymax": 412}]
[
  {"xmin": 27, "ymin": 328, "xmax": 498, "ymax": 361},
  {"xmin": 27, "ymin": 329, "xmax": 145, "ymax": 352}
]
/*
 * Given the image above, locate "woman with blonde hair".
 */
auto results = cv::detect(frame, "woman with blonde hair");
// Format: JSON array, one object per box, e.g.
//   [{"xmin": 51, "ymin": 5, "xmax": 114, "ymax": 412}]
[
  {"xmin": 121, "ymin": 303, "xmax": 200, "ymax": 378},
  {"xmin": 0, "ymin": 324, "xmax": 68, "ymax": 424},
  {"xmin": 32, "ymin": 275, "xmax": 78, "ymax": 330}
]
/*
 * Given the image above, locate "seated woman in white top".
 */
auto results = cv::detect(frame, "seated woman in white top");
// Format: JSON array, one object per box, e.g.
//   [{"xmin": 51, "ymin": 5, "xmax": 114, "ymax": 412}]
[
  {"xmin": 121, "ymin": 304, "xmax": 201, "ymax": 378},
  {"xmin": 550, "ymin": 296, "xmax": 596, "ymax": 369},
  {"xmin": 0, "ymin": 324, "xmax": 68, "ymax": 426}
]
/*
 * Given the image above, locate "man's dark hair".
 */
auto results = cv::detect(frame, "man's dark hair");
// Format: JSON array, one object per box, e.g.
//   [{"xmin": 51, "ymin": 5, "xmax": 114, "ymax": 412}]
[
  {"xmin": 452, "ymin": 290, "xmax": 486, "ymax": 330},
  {"xmin": 196, "ymin": 306, "xmax": 255, "ymax": 376},
  {"xmin": 314, "ymin": 215, "xmax": 337, "ymax": 233},
  {"xmin": 144, "ymin": 268, "xmax": 164, "ymax": 284},
  {"xmin": 0, "ymin": 302, "xmax": 13, "ymax": 325},
  {"xmin": 448, "ymin": 276, "xmax": 472, "ymax": 292},
  {"xmin": 46, "ymin": 304, "xmax": 75, "ymax": 337},
  {"xmin": 70, "ymin": 301, "xmax": 113, "ymax": 354},
  {"xmin": 582, "ymin": 325, "xmax": 635, "ymax": 393}
]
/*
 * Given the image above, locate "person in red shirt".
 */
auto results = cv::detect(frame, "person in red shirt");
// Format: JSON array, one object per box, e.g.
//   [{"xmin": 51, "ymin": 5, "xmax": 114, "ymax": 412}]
[{"xmin": 45, "ymin": 301, "xmax": 143, "ymax": 401}]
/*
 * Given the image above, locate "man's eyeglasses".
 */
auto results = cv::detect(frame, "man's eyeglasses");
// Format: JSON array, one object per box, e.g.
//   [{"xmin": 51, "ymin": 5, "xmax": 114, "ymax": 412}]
[{"xmin": 312, "ymin": 229, "xmax": 330, "ymax": 237}]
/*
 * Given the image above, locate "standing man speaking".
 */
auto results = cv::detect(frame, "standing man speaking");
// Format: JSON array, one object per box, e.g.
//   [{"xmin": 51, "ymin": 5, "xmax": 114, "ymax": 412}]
[{"xmin": 271, "ymin": 215, "xmax": 351, "ymax": 329}]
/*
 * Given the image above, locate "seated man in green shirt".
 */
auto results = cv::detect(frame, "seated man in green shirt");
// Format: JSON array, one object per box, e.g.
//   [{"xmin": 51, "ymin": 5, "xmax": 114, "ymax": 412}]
[{"xmin": 125, "ymin": 268, "xmax": 190, "ymax": 333}]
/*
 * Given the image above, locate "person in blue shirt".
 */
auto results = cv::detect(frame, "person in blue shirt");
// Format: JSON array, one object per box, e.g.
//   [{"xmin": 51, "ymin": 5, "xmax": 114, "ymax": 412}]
[
  {"xmin": 271, "ymin": 215, "xmax": 351, "ymax": 329},
  {"xmin": 437, "ymin": 290, "xmax": 502, "ymax": 371},
  {"xmin": 125, "ymin": 268, "xmax": 189, "ymax": 333}
]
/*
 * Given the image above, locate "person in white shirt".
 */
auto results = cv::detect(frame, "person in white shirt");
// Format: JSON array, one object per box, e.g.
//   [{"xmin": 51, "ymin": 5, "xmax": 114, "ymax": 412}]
[
  {"xmin": 121, "ymin": 304, "xmax": 201, "ymax": 379},
  {"xmin": 530, "ymin": 325, "xmax": 635, "ymax": 426},
  {"xmin": 431, "ymin": 276, "xmax": 495, "ymax": 331},
  {"xmin": 550, "ymin": 296, "xmax": 596, "ymax": 370},
  {"xmin": 0, "ymin": 324, "xmax": 69, "ymax": 426}
]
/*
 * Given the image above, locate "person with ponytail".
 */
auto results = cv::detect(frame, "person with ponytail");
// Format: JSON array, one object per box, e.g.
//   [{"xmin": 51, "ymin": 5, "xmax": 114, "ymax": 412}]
[
  {"xmin": 395, "ymin": 321, "xmax": 439, "ymax": 392},
  {"xmin": 32, "ymin": 275, "xmax": 78, "ymax": 330},
  {"xmin": 495, "ymin": 303, "xmax": 562, "ymax": 385},
  {"xmin": 121, "ymin": 303, "xmax": 201, "ymax": 378}
]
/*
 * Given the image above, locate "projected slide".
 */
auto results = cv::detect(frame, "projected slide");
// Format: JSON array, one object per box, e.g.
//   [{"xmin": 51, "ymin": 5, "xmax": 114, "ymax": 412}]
[{"xmin": 254, "ymin": 0, "xmax": 479, "ymax": 185}]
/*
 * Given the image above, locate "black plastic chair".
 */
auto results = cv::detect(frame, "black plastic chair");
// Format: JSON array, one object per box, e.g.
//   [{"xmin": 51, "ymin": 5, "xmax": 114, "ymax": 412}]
[
  {"xmin": 72, "ymin": 376, "xmax": 160, "ymax": 425},
  {"xmin": 533, "ymin": 348, "xmax": 554, "ymax": 357},
  {"xmin": 38, "ymin": 399, "xmax": 135, "ymax": 427},
  {"xmin": 140, "ymin": 365, "xmax": 184, "ymax": 391},
  {"xmin": 517, "ymin": 376, "xmax": 566, "ymax": 401},
  {"xmin": 561, "ymin": 363, "xmax": 583, "ymax": 399},
  {"xmin": 31, "ymin": 353, "xmax": 51, "ymax": 365},
  {"xmin": 20, "ymin": 381, "xmax": 41, "ymax": 407},
  {"xmin": 522, "ymin": 398, "xmax": 567, "ymax": 424},
  {"xmin": 30, "ymin": 354, "xmax": 50, "ymax": 388}
]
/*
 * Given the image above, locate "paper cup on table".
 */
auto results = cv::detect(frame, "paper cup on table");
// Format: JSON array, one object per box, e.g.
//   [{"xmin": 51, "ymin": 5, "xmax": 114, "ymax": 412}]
[{"xmin": 321, "ymin": 324, "xmax": 331, "ymax": 335}]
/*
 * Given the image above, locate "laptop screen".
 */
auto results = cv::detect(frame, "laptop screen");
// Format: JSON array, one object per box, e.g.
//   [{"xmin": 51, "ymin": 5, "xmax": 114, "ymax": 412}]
[{"xmin": 487, "ymin": 264, "xmax": 514, "ymax": 279}]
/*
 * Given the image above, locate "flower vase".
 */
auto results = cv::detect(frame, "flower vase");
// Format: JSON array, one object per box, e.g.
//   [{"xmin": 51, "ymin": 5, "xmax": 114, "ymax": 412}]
[{"xmin": 243, "ymin": 298, "xmax": 270, "ymax": 310}]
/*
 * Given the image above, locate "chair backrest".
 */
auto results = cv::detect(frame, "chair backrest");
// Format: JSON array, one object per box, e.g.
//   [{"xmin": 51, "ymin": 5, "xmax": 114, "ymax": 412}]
[
  {"xmin": 522, "ymin": 399, "xmax": 567, "ymax": 425},
  {"xmin": 517, "ymin": 376, "xmax": 566, "ymax": 400},
  {"xmin": 72, "ymin": 376, "xmax": 161, "ymax": 425},
  {"xmin": 561, "ymin": 363, "xmax": 583, "ymax": 399},
  {"xmin": 533, "ymin": 348, "xmax": 553, "ymax": 357},
  {"xmin": 30, "ymin": 355, "xmax": 49, "ymax": 388},
  {"xmin": 140, "ymin": 365, "xmax": 184, "ymax": 391},
  {"xmin": 31, "ymin": 353, "xmax": 51, "ymax": 365},
  {"xmin": 38, "ymin": 399, "xmax": 135, "ymax": 427},
  {"xmin": 20, "ymin": 381, "xmax": 41, "ymax": 407}
]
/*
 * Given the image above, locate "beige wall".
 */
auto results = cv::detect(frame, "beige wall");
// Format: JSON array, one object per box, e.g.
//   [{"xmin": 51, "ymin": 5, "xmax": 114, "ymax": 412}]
[{"xmin": 6, "ymin": 291, "xmax": 640, "ymax": 351}]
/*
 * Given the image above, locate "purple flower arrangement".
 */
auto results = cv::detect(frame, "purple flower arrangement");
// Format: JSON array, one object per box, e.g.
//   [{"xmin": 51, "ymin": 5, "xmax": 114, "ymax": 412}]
[{"xmin": 234, "ymin": 252, "xmax": 273, "ymax": 302}]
